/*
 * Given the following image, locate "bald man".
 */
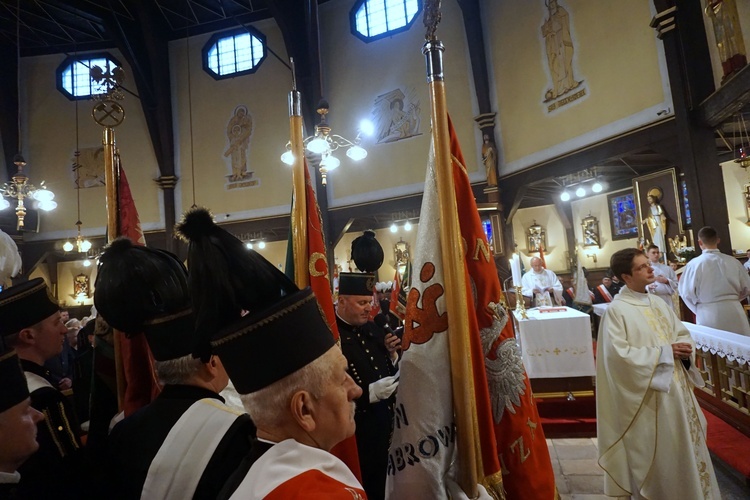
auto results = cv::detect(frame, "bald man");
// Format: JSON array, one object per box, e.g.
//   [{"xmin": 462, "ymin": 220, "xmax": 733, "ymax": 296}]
[{"xmin": 521, "ymin": 257, "xmax": 563, "ymax": 307}]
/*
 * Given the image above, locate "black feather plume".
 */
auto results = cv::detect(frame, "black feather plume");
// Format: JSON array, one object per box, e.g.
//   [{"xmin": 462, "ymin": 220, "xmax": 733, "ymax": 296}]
[
  {"xmin": 175, "ymin": 207, "xmax": 298, "ymax": 340},
  {"xmin": 351, "ymin": 230, "xmax": 383, "ymax": 273}
]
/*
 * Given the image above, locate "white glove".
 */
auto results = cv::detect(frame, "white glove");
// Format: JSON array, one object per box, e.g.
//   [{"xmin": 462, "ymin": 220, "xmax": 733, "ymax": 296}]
[{"xmin": 369, "ymin": 375, "xmax": 399, "ymax": 403}]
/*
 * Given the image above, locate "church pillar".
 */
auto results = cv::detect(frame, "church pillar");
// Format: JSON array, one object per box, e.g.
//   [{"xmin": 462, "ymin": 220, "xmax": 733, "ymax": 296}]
[
  {"xmin": 155, "ymin": 175, "xmax": 178, "ymax": 253},
  {"xmin": 651, "ymin": 1, "xmax": 731, "ymax": 252}
]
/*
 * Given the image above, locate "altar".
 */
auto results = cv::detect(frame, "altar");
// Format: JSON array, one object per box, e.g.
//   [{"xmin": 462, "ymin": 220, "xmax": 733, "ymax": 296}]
[{"xmin": 512, "ymin": 306, "xmax": 596, "ymax": 379}]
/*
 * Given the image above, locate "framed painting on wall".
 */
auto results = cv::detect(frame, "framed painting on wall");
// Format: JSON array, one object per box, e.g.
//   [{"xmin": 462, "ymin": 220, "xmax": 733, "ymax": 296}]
[
  {"xmin": 607, "ymin": 190, "xmax": 639, "ymax": 240},
  {"xmin": 633, "ymin": 168, "xmax": 683, "ymax": 259},
  {"xmin": 581, "ymin": 215, "xmax": 600, "ymax": 248}
]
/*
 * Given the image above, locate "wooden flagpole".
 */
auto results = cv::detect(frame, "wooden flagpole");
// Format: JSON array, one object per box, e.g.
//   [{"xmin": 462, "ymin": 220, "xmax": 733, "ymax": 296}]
[
  {"xmin": 422, "ymin": 1, "xmax": 481, "ymax": 495},
  {"xmin": 289, "ymin": 59, "xmax": 309, "ymax": 288}
]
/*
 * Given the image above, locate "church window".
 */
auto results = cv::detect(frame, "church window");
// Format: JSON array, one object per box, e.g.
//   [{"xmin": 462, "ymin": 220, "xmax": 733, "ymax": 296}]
[
  {"xmin": 203, "ymin": 28, "xmax": 266, "ymax": 80},
  {"xmin": 57, "ymin": 54, "xmax": 121, "ymax": 100},
  {"xmin": 351, "ymin": 0, "xmax": 421, "ymax": 42}
]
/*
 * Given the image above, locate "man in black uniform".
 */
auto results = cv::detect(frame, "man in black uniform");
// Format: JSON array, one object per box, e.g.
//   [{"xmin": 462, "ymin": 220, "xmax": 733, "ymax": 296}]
[
  {"xmin": 0, "ymin": 278, "xmax": 85, "ymax": 499},
  {"xmin": 95, "ymin": 238, "xmax": 254, "ymax": 500},
  {"xmin": 337, "ymin": 271, "xmax": 400, "ymax": 500},
  {"xmin": 0, "ymin": 344, "xmax": 44, "ymax": 498}
]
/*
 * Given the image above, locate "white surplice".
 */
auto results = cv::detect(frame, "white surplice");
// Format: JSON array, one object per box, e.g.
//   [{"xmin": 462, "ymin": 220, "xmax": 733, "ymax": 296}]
[
  {"xmin": 596, "ymin": 286, "xmax": 720, "ymax": 499},
  {"xmin": 648, "ymin": 261, "xmax": 678, "ymax": 306},
  {"xmin": 521, "ymin": 268, "xmax": 563, "ymax": 307},
  {"xmin": 678, "ymin": 249, "xmax": 750, "ymax": 335}
]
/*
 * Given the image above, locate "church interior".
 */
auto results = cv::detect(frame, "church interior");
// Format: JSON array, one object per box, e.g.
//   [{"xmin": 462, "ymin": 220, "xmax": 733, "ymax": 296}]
[{"xmin": 1, "ymin": 0, "xmax": 750, "ymax": 495}]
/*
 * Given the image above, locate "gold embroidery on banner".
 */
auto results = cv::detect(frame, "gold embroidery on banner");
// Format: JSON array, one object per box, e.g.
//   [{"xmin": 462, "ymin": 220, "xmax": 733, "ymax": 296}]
[
  {"xmin": 308, "ymin": 252, "xmax": 329, "ymax": 280},
  {"xmin": 481, "ymin": 470, "xmax": 506, "ymax": 500}
]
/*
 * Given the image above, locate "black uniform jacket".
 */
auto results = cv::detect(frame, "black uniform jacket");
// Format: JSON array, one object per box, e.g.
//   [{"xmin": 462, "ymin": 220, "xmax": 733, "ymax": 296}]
[
  {"xmin": 337, "ymin": 316, "xmax": 397, "ymax": 500},
  {"xmin": 107, "ymin": 384, "xmax": 255, "ymax": 500},
  {"xmin": 16, "ymin": 360, "xmax": 85, "ymax": 500}
]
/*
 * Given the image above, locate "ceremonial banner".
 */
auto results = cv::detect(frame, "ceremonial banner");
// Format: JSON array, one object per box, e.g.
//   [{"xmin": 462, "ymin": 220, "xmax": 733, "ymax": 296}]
[
  {"xmin": 115, "ymin": 154, "xmax": 159, "ymax": 416},
  {"xmin": 285, "ymin": 154, "xmax": 361, "ymax": 479},
  {"xmin": 390, "ymin": 269, "xmax": 403, "ymax": 320},
  {"xmin": 386, "ymin": 133, "xmax": 502, "ymax": 498},
  {"xmin": 448, "ymin": 118, "xmax": 556, "ymax": 499},
  {"xmin": 539, "ymin": 243, "xmax": 547, "ymax": 268}
]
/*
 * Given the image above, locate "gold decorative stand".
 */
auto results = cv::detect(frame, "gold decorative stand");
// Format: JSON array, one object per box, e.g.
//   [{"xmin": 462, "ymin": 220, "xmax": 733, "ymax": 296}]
[{"xmin": 514, "ymin": 285, "xmax": 528, "ymax": 319}]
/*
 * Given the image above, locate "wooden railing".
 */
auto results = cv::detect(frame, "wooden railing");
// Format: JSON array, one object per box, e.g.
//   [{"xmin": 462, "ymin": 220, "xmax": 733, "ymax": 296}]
[{"xmin": 687, "ymin": 322, "xmax": 750, "ymax": 437}]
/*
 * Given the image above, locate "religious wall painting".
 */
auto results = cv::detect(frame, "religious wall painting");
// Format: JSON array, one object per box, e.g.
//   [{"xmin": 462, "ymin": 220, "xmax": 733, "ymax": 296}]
[
  {"xmin": 223, "ymin": 105, "xmax": 259, "ymax": 190},
  {"xmin": 633, "ymin": 168, "xmax": 683, "ymax": 260},
  {"xmin": 71, "ymin": 273, "xmax": 90, "ymax": 303},
  {"xmin": 681, "ymin": 178, "xmax": 692, "ymax": 227},
  {"xmin": 372, "ymin": 87, "xmax": 422, "ymax": 144},
  {"xmin": 540, "ymin": 0, "xmax": 588, "ymax": 113},
  {"xmin": 607, "ymin": 190, "xmax": 639, "ymax": 241},
  {"xmin": 704, "ymin": 0, "xmax": 747, "ymax": 82},
  {"xmin": 482, "ymin": 214, "xmax": 505, "ymax": 256},
  {"xmin": 73, "ymin": 147, "xmax": 106, "ymax": 188},
  {"xmin": 581, "ymin": 215, "xmax": 600, "ymax": 248},
  {"xmin": 526, "ymin": 220, "xmax": 546, "ymax": 253}
]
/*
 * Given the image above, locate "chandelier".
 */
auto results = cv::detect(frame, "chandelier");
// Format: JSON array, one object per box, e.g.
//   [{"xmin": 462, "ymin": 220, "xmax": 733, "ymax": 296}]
[
  {"xmin": 733, "ymin": 112, "xmax": 750, "ymax": 169},
  {"xmin": 62, "ymin": 94, "xmax": 92, "ymax": 254},
  {"xmin": 0, "ymin": 2, "xmax": 56, "ymax": 229},
  {"xmin": 280, "ymin": 100, "xmax": 369, "ymax": 185}
]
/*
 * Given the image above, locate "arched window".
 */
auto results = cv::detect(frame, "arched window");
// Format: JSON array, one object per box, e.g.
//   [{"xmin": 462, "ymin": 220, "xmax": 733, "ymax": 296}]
[
  {"xmin": 57, "ymin": 54, "xmax": 121, "ymax": 100},
  {"xmin": 351, "ymin": 0, "xmax": 421, "ymax": 42},
  {"xmin": 203, "ymin": 28, "xmax": 267, "ymax": 80}
]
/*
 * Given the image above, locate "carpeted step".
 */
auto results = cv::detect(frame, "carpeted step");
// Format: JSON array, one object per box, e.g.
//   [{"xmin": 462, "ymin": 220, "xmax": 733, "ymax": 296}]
[{"xmin": 703, "ymin": 409, "xmax": 750, "ymax": 485}]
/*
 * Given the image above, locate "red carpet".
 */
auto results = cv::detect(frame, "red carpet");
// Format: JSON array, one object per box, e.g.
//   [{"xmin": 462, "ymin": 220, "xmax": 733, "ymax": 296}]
[{"xmin": 703, "ymin": 409, "xmax": 750, "ymax": 484}]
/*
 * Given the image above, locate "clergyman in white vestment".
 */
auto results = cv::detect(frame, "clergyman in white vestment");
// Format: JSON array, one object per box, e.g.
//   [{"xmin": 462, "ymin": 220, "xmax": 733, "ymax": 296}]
[
  {"xmin": 521, "ymin": 257, "xmax": 563, "ymax": 307},
  {"xmin": 597, "ymin": 248, "xmax": 720, "ymax": 499},
  {"xmin": 678, "ymin": 226, "xmax": 750, "ymax": 335}
]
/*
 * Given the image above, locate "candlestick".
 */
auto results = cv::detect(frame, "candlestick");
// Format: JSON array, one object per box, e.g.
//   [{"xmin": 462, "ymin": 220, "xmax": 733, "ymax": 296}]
[{"xmin": 514, "ymin": 285, "xmax": 528, "ymax": 319}]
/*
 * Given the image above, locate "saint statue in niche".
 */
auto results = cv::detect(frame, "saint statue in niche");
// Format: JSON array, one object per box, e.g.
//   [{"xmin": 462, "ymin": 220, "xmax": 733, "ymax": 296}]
[
  {"xmin": 224, "ymin": 105, "xmax": 254, "ymax": 182},
  {"xmin": 481, "ymin": 134, "xmax": 498, "ymax": 187},
  {"xmin": 642, "ymin": 187, "xmax": 668, "ymax": 254},
  {"xmin": 541, "ymin": 0, "xmax": 581, "ymax": 101}
]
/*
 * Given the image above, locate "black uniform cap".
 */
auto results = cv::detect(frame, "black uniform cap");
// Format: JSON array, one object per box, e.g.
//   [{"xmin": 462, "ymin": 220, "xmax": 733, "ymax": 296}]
[
  {"xmin": 0, "ymin": 278, "xmax": 59, "ymax": 337},
  {"xmin": 94, "ymin": 238, "xmax": 198, "ymax": 362}
]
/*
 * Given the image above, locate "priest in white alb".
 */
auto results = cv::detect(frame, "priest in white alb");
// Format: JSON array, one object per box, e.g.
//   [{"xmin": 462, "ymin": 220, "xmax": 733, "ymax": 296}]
[
  {"xmin": 521, "ymin": 257, "xmax": 563, "ymax": 307},
  {"xmin": 597, "ymin": 248, "xmax": 720, "ymax": 499},
  {"xmin": 678, "ymin": 226, "xmax": 750, "ymax": 335}
]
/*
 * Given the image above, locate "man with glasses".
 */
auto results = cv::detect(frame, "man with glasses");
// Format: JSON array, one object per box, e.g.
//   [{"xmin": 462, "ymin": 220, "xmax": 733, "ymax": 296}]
[{"xmin": 596, "ymin": 248, "xmax": 719, "ymax": 499}]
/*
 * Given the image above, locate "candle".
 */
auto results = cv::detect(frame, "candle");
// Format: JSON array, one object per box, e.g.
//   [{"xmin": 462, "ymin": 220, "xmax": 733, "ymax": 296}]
[{"xmin": 511, "ymin": 254, "xmax": 522, "ymax": 287}]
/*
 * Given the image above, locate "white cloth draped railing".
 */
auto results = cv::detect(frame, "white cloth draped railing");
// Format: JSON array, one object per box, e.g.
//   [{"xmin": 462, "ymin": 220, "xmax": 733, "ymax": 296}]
[{"xmin": 683, "ymin": 322, "xmax": 750, "ymax": 365}]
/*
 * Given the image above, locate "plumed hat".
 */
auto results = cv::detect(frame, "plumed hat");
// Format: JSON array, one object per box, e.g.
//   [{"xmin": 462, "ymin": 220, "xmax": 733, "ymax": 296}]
[
  {"xmin": 350, "ymin": 230, "xmax": 383, "ymax": 273},
  {"xmin": 94, "ymin": 238, "xmax": 198, "ymax": 361},
  {"xmin": 175, "ymin": 207, "xmax": 298, "ymax": 338},
  {"xmin": 211, "ymin": 287, "xmax": 336, "ymax": 394},
  {"xmin": 0, "ymin": 348, "xmax": 29, "ymax": 413},
  {"xmin": 0, "ymin": 278, "xmax": 59, "ymax": 337},
  {"xmin": 339, "ymin": 230, "xmax": 382, "ymax": 296},
  {"xmin": 176, "ymin": 207, "xmax": 335, "ymax": 394}
]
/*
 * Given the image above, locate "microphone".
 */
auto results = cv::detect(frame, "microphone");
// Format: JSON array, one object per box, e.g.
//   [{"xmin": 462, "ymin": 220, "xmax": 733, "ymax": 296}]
[{"xmin": 373, "ymin": 313, "xmax": 402, "ymax": 338}]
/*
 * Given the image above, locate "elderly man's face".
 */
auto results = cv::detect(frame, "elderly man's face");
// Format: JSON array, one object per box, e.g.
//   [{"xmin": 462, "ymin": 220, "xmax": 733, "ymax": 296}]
[
  {"xmin": 0, "ymin": 398, "xmax": 43, "ymax": 473},
  {"xmin": 337, "ymin": 295, "xmax": 372, "ymax": 326},
  {"xmin": 313, "ymin": 349, "xmax": 362, "ymax": 451},
  {"xmin": 530, "ymin": 258, "xmax": 543, "ymax": 273}
]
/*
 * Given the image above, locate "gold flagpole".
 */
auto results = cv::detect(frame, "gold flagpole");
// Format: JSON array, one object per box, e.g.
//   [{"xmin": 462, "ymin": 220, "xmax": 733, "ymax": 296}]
[
  {"xmin": 423, "ymin": 1, "xmax": 480, "ymax": 495},
  {"xmin": 93, "ymin": 74, "xmax": 127, "ymax": 410},
  {"xmin": 289, "ymin": 59, "xmax": 309, "ymax": 288}
]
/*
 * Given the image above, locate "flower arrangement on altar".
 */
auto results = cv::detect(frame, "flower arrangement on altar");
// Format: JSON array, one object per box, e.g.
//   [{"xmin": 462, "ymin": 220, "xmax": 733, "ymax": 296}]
[{"xmin": 676, "ymin": 246, "xmax": 697, "ymax": 263}]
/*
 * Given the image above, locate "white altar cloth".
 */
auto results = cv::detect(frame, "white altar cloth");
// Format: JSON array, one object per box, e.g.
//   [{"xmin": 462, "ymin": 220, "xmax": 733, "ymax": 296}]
[
  {"xmin": 512, "ymin": 307, "xmax": 595, "ymax": 378},
  {"xmin": 683, "ymin": 322, "xmax": 750, "ymax": 365}
]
